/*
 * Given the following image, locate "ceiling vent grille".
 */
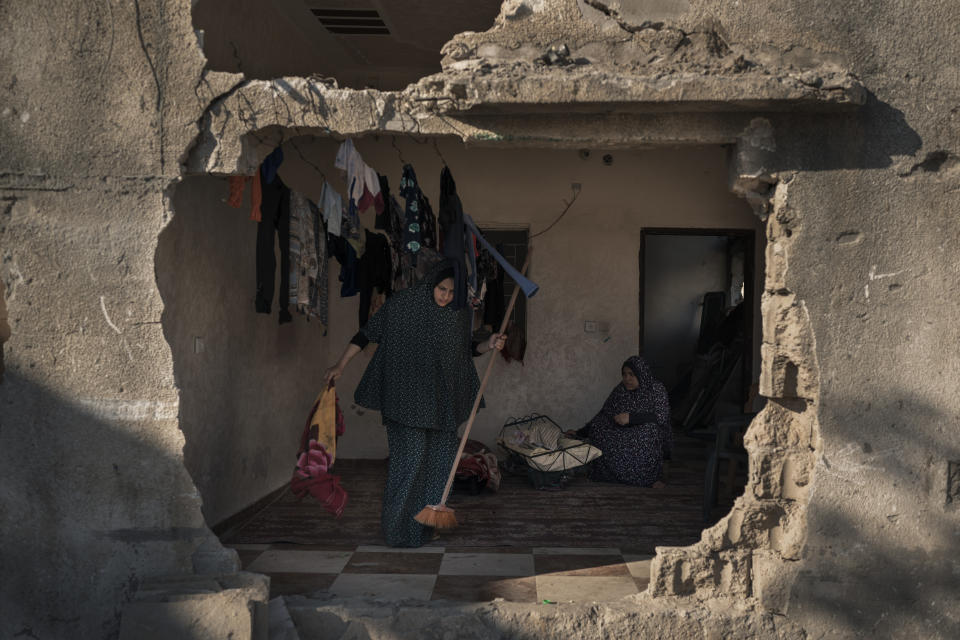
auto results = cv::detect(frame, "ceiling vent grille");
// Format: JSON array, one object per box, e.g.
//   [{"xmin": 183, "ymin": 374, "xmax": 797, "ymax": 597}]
[{"xmin": 311, "ymin": 8, "xmax": 390, "ymax": 35}]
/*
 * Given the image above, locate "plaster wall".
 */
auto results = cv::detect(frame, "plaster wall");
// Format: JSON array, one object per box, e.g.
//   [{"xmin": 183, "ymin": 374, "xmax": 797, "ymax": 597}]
[{"xmin": 156, "ymin": 177, "xmax": 331, "ymax": 527}]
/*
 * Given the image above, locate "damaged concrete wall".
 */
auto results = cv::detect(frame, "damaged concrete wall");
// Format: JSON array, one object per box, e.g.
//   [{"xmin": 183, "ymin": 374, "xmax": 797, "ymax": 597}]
[
  {"xmin": 678, "ymin": 1, "xmax": 960, "ymax": 637},
  {"xmin": 3, "ymin": 0, "xmax": 959, "ymax": 638},
  {"xmin": 0, "ymin": 1, "xmax": 239, "ymax": 638}
]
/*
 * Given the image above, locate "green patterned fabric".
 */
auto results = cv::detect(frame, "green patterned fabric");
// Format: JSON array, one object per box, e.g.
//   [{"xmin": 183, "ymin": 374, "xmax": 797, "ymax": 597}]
[
  {"xmin": 381, "ymin": 421, "xmax": 458, "ymax": 547},
  {"xmin": 354, "ymin": 260, "xmax": 479, "ymax": 432}
]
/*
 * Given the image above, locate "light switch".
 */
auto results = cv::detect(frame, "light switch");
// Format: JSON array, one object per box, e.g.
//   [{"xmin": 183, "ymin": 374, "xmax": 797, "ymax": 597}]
[{"xmin": 584, "ymin": 320, "xmax": 597, "ymax": 333}]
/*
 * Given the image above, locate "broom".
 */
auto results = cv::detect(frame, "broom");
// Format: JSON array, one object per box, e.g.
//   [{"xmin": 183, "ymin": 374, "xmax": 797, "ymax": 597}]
[{"xmin": 414, "ymin": 252, "xmax": 532, "ymax": 530}]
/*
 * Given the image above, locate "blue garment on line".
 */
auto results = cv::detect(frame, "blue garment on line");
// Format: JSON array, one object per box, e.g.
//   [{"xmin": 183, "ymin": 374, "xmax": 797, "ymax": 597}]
[{"xmin": 261, "ymin": 147, "xmax": 284, "ymax": 185}]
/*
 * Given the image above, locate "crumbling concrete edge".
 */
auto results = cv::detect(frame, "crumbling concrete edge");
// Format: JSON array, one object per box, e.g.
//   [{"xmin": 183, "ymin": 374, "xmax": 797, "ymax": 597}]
[
  {"xmin": 648, "ymin": 120, "xmax": 821, "ymax": 614},
  {"xmin": 282, "ymin": 593, "xmax": 807, "ymax": 639}
]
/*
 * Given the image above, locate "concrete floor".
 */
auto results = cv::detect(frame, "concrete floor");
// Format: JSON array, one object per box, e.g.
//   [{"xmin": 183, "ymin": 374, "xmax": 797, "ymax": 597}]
[{"xmin": 222, "ymin": 436, "xmax": 740, "ymax": 602}]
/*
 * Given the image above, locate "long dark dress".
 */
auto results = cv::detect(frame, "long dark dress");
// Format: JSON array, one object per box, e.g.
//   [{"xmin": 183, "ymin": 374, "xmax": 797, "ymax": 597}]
[
  {"xmin": 587, "ymin": 356, "xmax": 672, "ymax": 487},
  {"xmin": 354, "ymin": 260, "xmax": 479, "ymax": 547}
]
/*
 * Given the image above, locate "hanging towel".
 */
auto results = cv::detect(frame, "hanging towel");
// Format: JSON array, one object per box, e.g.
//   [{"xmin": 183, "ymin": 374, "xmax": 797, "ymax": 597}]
[
  {"xmin": 335, "ymin": 139, "xmax": 381, "ymax": 206},
  {"xmin": 320, "ymin": 182, "xmax": 343, "ymax": 237}
]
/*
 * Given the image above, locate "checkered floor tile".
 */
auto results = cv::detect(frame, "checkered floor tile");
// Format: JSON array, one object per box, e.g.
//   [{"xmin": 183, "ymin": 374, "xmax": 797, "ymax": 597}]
[{"xmin": 228, "ymin": 544, "xmax": 653, "ymax": 603}]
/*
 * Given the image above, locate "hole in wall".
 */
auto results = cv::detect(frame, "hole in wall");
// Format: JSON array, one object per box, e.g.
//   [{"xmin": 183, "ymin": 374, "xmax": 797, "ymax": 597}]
[{"xmin": 160, "ymin": 129, "xmax": 770, "ymax": 602}]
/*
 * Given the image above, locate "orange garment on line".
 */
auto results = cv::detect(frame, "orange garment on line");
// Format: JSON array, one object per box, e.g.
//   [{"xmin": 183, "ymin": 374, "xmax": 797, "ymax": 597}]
[
  {"xmin": 226, "ymin": 174, "xmax": 263, "ymax": 222},
  {"xmin": 249, "ymin": 172, "xmax": 262, "ymax": 222},
  {"xmin": 227, "ymin": 176, "xmax": 248, "ymax": 207}
]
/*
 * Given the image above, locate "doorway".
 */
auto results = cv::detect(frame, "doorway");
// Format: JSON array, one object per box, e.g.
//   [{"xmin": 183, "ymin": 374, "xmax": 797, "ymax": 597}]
[{"xmin": 639, "ymin": 228, "xmax": 756, "ymax": 419}]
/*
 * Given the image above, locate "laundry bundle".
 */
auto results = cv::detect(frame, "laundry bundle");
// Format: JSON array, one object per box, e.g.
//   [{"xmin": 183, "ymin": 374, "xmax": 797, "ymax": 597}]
[{"xmin": 291, "ymin": 386, "xmax": 348, "ymax": 517}]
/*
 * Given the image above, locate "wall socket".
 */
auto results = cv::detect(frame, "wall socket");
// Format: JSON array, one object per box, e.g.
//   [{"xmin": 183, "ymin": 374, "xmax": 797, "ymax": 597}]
[{"xmin": 584, "ymin": 320, "xmax": 609, "ymax": 333}]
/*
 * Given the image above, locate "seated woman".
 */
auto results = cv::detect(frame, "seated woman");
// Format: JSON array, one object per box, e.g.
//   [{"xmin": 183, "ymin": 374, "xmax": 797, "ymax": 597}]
[{"xmin": 580, "ymin": 356, "xmax": 672, "ymax": 487}]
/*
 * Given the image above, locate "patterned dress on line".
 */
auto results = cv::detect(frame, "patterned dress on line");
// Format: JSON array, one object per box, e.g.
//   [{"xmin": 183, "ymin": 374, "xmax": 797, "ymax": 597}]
[
  {"xmin": 354, "ymin": 259, "xmax": 480, "ymax": 547},
  {"xmin": 587, "ymin": 356, "xmax": 672, "ymax": 487}
]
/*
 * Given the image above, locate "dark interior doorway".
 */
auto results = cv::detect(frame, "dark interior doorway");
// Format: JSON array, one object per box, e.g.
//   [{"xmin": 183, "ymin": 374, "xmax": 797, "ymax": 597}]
[
  {"xmin": 639, "ymin": 228, "xmax": 756, "ymax": 417},
  {"xmin": 639, "ymin": 229, "xmax": 758, "ymax": 523}
]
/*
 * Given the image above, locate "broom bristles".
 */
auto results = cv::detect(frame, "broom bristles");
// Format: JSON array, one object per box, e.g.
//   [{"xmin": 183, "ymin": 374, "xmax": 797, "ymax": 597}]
[{"xmin": 414, "ymin": 504, "xmax": 458, "ymax": 530}]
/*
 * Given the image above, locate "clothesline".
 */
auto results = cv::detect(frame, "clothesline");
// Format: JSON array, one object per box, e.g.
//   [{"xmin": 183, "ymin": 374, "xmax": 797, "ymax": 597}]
[{"xmin": 226, "ymin": 138, "xmax": 539, "ymax": 353}]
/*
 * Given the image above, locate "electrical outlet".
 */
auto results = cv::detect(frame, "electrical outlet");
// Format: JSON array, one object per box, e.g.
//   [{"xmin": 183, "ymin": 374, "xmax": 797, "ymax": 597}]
[
  {"xmin": 597, "ymin": 321, "xmax": 610, "ymax": 333},
  {"xmin": 194, "ymin": 337, "xmax": 205, "ymax": 354},
  {"xmin": 584, "ymin": 320, "xmax": 597, "ymax": 333}
]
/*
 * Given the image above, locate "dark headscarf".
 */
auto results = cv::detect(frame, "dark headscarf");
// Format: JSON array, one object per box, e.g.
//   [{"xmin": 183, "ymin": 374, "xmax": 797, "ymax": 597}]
[
  {"xmin": 599, "ymin": 356, "xmax": 670, "ymax": 427},
  {"xmin": 353, "ymin": 259, "xmax": 479, "ymax": 431}
]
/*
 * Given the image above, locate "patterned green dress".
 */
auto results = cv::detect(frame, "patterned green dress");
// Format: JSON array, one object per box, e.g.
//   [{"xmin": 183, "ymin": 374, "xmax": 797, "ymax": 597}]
[{"xmin": 354, "ymin": 261, "xmax": 479, "ymax": 547}]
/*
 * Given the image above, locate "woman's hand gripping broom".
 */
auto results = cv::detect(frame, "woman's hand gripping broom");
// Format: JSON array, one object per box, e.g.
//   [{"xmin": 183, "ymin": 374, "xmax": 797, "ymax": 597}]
[{"xmin": 414, "ymin": 252, "xmax": 532, "ymax": 530}]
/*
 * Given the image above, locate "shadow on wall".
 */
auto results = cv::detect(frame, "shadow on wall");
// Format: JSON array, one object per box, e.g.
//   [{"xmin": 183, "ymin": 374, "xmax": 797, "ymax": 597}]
[
  {"xmin": 0, "ymin": 279, "xmax": 9, "ymax": 382},
  {"xmin": 791, "ymin": 392, "xmax": 960, "ymax": 637},
  {"xmin": 0, "ymin": 371, "xmax": 226, "ymax": 640},
  {"xmin": 769, "ymin": 91, "xmax": 922, "ymax": 172},
  {"xmin": 155, "ymin": 176, "xmax": 330, "ymax": 527}
]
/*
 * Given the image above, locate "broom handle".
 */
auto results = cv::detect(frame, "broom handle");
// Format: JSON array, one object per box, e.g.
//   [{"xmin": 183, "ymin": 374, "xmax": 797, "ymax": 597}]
[{"xmin": 436, "ymin": 250, "xmax": 532, "ymax": 507}]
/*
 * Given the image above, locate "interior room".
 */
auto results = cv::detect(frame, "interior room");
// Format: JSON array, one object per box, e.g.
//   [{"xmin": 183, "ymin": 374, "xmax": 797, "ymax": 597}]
[{"xmin": 156, "ymin": 134, "xmax": 765, "ymax": 602}]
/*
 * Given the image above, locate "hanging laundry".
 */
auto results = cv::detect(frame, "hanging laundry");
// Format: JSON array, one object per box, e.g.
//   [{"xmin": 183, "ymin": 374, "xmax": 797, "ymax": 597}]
[
  {"xmin": 328, "ymin": 233, "xmax": 359, "ymax": 297},
  {"xmin": 255, "ymin": 175, "xmax": 292, "ymax": 323},
  {"xmin": 227, "ymin": 175, "xmax": 249, "ymax": 207},
  {"xmin": 418, "ymin": 191, "xmax": 438, "ymax": 250},
  {"xmin": 399, "ymin": 164, "xmax": 424, "ymax": 258},
  {"xmin": 288, "ymin": 191, "xmax": 328, "ymax": 328},
  {"xmin": 249, "ymin": 171, "xmax": 263, "ymax": 221},
  {"xmin": 341, "ymin": 179, "xmax": 365, "ymax": 257},
  {"xmin": 307, "ymin": 200, "xmax": 329, "ymax": 328},
  {"xmin": 501, "ymin": 318, "xmax": 527, "ymax": 365},
  {"xmin": 261, "ymin": 147, "xmax": 284, "ymax": 185},
  {"xmin": 375, "ymin": 174, "xmax": 393, "ymax": 232},
  {"xmin": 289, "ymin": 191, "xmax": 304, "ymax": 314},
  {"xmin": 334, "ymin": 139, "xmax": 383, "ymax": 214},
  {"xmin": 293, "ymin": 191, "xmax": 315, "ymax": 310},
  {"xmin": 357, "ymin": 164, "xmax": 385, "ymax": 215},
  {"xmin": 466, "ymin": 230, "xmax": 479, "ymax": 304},
  {"xmin": 438, "ymin": 166, "xmax": 468, "ymax": 309},
  {"xmin": 319, "ymin": 181, "xmax": 343, "ymax": 237},
  {"xmin": 357, "ymin": 229, "xmax": 392, "ymax": 327},
  {"xmin": 482, "ymin": 247, "xmax": 505, "ymax": 330},
  {"xmin": 226, "ymin": 174, "xmax": 263, "ymax": 221}
]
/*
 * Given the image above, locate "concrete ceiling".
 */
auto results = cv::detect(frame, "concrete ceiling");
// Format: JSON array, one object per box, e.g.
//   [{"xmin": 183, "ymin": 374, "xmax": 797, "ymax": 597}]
[{"xmin": 195, "ymin": 0, "xmax": 502, "ymax": 89}]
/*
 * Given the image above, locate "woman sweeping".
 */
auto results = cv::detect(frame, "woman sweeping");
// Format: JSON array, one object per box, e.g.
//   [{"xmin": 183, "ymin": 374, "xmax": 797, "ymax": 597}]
[
  {"xmin": 323, "ymin": 260, "xmax": 504, "ymax": 547},
  {"xmin": 580, "ymin": 356, "xmax": 672, "ymax": 488}
]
